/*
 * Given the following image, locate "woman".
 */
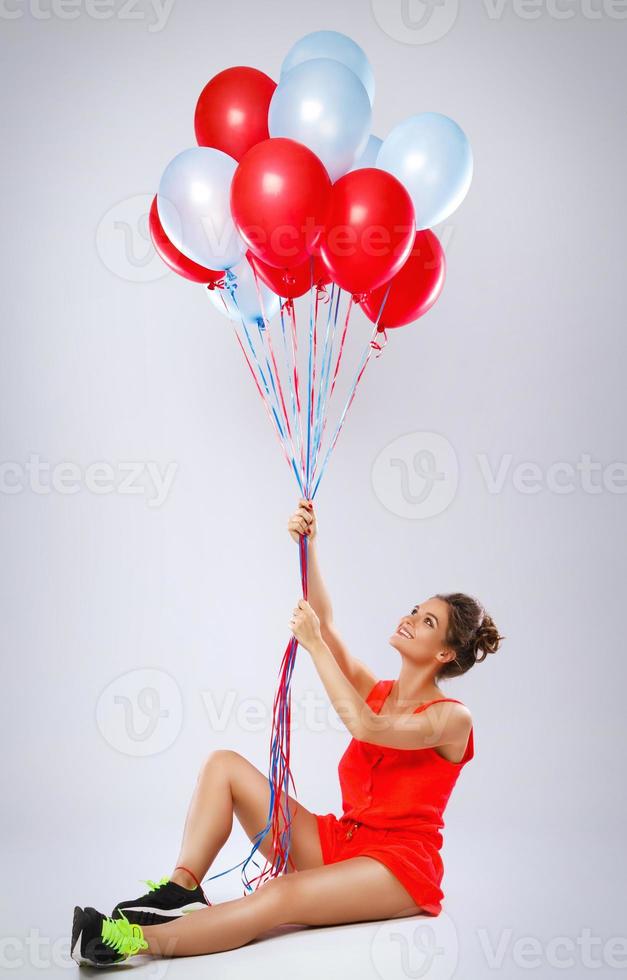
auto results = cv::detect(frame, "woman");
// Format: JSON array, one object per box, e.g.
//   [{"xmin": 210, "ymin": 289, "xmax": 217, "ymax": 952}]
[{"xmin": 71, "ymin": 498, "xmax": 503, "ymax": 967}]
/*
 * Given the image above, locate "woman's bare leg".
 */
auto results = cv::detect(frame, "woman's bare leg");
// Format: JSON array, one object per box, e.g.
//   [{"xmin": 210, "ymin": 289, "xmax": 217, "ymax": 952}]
[
  {"xmin": 143, "ymin": 857, "xmax": 423, "ymax": 957},
  {"xmin": 169, "ymin": 749, "xmax": 324, "ymax": 889}
]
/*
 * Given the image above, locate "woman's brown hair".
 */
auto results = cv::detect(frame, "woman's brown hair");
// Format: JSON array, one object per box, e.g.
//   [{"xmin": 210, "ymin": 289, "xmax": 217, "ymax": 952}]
[{"xmin": 435, "ymin": 592, "xmax": 505, "ymax": 680}]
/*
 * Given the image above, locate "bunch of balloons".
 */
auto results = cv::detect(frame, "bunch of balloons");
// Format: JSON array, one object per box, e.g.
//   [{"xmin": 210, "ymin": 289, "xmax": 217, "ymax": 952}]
[
  {"xmin": 149, "ymin": 28, "xmax": 473, "ymax": 894},
  {"xmin": 152, "ymin": 29, "xmax": 472, "ymax": 332}
]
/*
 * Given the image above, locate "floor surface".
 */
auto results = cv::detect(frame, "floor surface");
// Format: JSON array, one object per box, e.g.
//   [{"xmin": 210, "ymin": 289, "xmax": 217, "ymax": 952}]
[{"xmin": 3, "ymin": 826, "xmax": 622, "ymax": 979}]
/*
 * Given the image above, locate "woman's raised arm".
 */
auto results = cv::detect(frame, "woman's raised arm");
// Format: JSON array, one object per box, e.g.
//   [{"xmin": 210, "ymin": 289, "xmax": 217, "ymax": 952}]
[{"xmin": 287, "ymin": 500, "xmax": 377, "ymax": 700}]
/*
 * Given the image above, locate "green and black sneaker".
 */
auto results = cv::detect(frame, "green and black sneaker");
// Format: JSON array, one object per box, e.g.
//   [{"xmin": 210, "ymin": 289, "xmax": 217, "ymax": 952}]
[
  {"xmin": 71, "ymin": 906, "xmax": 148, "ymax": 967},
  {"xmin": 111, "ymin": 875, "xmax": 210, "ymax": 926}
]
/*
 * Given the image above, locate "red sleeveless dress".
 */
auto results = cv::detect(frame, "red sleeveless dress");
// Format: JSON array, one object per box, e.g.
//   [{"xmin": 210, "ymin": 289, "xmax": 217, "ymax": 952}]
[{"xmin": 315, "ymin": 679, "xmax": 474, "ymax": 915}]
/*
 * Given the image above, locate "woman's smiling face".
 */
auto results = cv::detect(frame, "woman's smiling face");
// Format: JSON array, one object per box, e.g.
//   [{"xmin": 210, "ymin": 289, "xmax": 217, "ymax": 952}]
[{"xmin": 388, "ymin": 597, "xmax": 451, "ymax": 660}]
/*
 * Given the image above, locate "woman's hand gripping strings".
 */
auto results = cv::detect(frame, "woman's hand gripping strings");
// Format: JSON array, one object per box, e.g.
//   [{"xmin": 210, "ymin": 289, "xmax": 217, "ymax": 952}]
[
  {"xmin": 286, "ymin": 497, "xmax": 379, "ymax": 740},
  {"xmin": 287, "ymin": 497, "xmax": 318, "ymax": 544},
  {"xmin": 287, "ymin": 499, "xmax": 327, "ymax": 653},
  {"xmin": 288, "ymin": 597, "xmax": 367, "ymax": 737},
  {"xmin": 288, "ymin": 598, "xmax": 324, "ymax": 654}
]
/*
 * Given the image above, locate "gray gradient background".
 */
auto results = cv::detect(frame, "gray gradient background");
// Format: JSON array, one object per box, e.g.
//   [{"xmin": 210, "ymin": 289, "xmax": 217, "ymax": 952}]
[{"xmin": 1, "ymin": 1, "xmax": 626, "ymax": 978}]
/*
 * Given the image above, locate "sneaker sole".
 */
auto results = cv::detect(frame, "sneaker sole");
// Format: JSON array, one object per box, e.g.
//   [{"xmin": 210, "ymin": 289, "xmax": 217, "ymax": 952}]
[{"xmin": 112, "ymin": 901, "xmax": 208, "ymax": 925}]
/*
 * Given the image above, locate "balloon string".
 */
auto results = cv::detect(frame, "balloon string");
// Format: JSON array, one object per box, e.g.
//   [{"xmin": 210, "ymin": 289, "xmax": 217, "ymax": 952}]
[
  {"xmin": 311, "ymin": 282, "xmax": 331, "ymax": 463},
  {"xmin": 375, "ymin": 280, "xmax": 393, "ymax": 330},
  {"xmin": 328, "ymin": 294, "xmax": 353, "ymax": 401},
  {"xmin": 220, "ymin": 278, "xmax": 283, "ymax": 437},
  {"xmin": 310, "ymin": 285, "xmax": 340, "ymax": 480},
  {"xmin": 240, "ymin": 269, "xmax": 299, "ymax": 470},
  {"xmin": 286, "ymin": 298, "xmax": 308, "ymax": 481},
  {"xmin": 311, "ymin": 321, "xmax": 381, "ymax": 500},
  {"xmin": 215, "ymin": 282, "xmax": 304, "ymax": 495},
  {"xmin": 233, "ymin": 532, "xmax": 309, "ymax": 893},
  {"xmin": 309, "ymin": 257, "xmax": 320, "ymax": 492},
  {"xmin": 207, "ymin": 274, "xmax": 389, "ymax": 894},
  {"xmin": 249, "ymin": 264, "xmax": 298, "ymax": 453},
  {"xmin": 310, "ymin": 280, "xmax": 392, "ymax": 492},
  {"xmin": 277, "ymin": 299, "xmax": 304, "ymax": 484},
  {"xmin": 226, "ymin": 272, "xmax": 304, "ymax": 493},
  {"xmin": 304, "ymin": 273, "xmax": 316, "ymax": 494},
  {"xmin": 310, "ymin": 288, "xmax": 350, "ymax": 482},
  {"xmin": 235, "ymin": 275, "xmax": 319, "ymax": 890},
  {"xmin": 248, "ymin": 289, "xmax": 387, "ymax": 882}
]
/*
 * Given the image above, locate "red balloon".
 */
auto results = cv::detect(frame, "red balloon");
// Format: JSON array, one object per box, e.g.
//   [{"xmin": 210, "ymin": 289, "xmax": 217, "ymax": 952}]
[
  {"xmin": 247, "ymin": 250, "xmax": 330, "ymax": 299},
  {"xmin": 318, "ymin": 168, "xmax": 415, "ymax": 296},
  {"xmin": 149, "ymin": 196, "xmax": 223, "ymax": 284},
  {"xmin": 360, "ymin": 229, "xmax": 446, "ymax": 329},
  {"xmin": 194, "ymin": 67, "xmax": 276, "ymax": 162},
  {"xmin": 231, "ymin": 138, "xmax": 332, "ymax": 269}
]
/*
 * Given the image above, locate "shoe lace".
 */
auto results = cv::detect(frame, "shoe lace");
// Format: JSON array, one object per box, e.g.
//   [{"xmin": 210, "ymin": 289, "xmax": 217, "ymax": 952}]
[
  {"xmin": 101, "ymin": 912, "xmax": 148, "ymax": 956},
  {"xmin": 140, "ymin": 876, "xmax": 171, "ymax": 892}
]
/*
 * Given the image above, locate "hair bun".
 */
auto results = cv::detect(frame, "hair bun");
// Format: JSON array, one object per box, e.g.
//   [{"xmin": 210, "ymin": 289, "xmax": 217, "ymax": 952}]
[
  {"xmin": 472, "ymin": 612, "xmax": 504, "ymax": 662},
  {"xmin": 435, "ymin": 591, "xmax": 504, "ymax": 680}
]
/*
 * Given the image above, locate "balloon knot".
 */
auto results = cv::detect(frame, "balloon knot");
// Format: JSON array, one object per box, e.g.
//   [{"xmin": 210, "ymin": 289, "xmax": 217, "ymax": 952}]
[
  {"xmin": 281, "ymin": 298, "xmax": 295, "ymax": 315},
  {"xmin": 370, "ymin": 328, "xmax": 388, "ymax": 357},
  {"xmin": 316, "ymin": 283, "xmax": 330, "ymax": 304},
  {"xmin": 352, "ymin": 292, "xmax": 368, "ymax": 304}
]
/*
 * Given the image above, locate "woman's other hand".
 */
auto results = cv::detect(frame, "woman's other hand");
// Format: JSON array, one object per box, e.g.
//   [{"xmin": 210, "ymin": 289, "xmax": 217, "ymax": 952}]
[{"xmin": 289, "ymin": 599, "xmax": 323, "ymax": 653}]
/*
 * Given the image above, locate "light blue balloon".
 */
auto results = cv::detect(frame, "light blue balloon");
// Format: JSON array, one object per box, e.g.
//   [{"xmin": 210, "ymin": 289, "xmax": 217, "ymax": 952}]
[
  {"xmin": 377, "ymin": 112, "xmax": 473, "ymax": 230},
  {"xmin": 157, "ymin": 147, "xmax": 245, "ymax": 271},
  {"xmin": 280, "ymin": 29, "xmax": 375, "ymax": 107},
  {"xmin": 207, "ymin": 258, "xmax": 280, "ymax": 327},
  {"xmin": 269, "ymin": 58, "xmax": 371, "ymax": 181},
  {"xmin": 348, "ymin": 134, "xmax": 383, "ymax": 172}
]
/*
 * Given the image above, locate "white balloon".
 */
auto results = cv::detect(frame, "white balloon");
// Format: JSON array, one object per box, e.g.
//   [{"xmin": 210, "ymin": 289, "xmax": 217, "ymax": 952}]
[
  {"xmin": 377, "ymin": 113, "xmax": 473, "ymax": 230},
  {"xmin": 157, "ymin": 147, "xmax": 245, "ymax": 270},
  {"xmin": 280, "ymin": 30, "xmax": 375, "ymax": 108},
  {"xmin": 269, "ymin": 58, "xmax": 371, "ymax": 181}
]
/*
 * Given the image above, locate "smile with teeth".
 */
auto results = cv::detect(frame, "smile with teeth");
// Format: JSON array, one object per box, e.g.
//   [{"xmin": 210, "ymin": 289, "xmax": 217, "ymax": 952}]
[{"xmin": 396, "ymin": 626, "xmax": 414, "ymax": 639}]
